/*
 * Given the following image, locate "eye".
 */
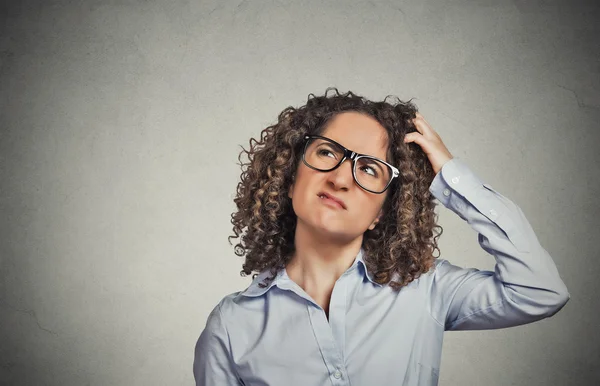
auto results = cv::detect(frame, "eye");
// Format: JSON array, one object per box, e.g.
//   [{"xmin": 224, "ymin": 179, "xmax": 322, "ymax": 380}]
[
  {"xmin": 359, "ymin": 165, "xmax": 378, "ymax": 177},
  {"xmin": 317, "ymin": 149, "xmax": 337, "ymax": 159}
]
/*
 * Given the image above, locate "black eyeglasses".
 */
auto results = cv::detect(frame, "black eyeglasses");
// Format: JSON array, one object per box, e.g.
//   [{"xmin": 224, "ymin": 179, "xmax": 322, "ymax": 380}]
[{"xmin": 302, "ymin": 134, "xmax": 400, "ymax": 194}]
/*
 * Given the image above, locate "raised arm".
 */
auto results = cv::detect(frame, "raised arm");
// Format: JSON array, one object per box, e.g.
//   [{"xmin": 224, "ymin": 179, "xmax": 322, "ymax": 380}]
[{"xmin": 427, "ymin": 157, "xmax": 570, "ymax": 330}]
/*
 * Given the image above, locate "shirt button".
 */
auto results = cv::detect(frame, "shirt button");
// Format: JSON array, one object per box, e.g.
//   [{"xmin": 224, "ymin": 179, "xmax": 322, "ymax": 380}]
[
  {"xmin": 333, "ymin": 370, "xmax": 342, "ymax": 379},
  {"xmin": 489, "ymin": 209, "xmax": 497, "ymax": 217},
  {"xmin": 451, "ymin": 176, "xmax": 460, "ymax": 184},
  {"xmin": 443, "ymin": 188, "xmax": 451, "ymax": 196}
]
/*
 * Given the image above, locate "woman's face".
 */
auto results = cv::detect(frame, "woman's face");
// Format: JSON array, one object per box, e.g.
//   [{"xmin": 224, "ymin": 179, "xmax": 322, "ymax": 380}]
[{"xmin": 288, "ymin": 111, "xmax": 390, "ymax": 243}]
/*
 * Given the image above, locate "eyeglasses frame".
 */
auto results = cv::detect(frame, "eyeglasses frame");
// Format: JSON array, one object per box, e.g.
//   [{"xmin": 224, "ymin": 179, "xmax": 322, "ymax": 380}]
[{"xmin": 302, "ymin": 134, "xmax": 400, "ymax": 194}]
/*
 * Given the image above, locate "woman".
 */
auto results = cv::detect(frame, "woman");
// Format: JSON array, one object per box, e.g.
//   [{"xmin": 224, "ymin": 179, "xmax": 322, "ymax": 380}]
[{"xmin": 193, "ymin": 88, "xmax": 570, "ymax": 386}]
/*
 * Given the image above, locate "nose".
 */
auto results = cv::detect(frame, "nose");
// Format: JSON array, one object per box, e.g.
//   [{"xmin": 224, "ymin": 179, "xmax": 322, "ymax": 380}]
[{"xmin": 327, "ymin": 158, "xmax": 354, "ymax": 190}]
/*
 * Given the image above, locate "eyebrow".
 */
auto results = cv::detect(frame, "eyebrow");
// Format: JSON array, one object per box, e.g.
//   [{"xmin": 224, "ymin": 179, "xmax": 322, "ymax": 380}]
[{"xmin": 320, "ymin": 135, "xmax": 390, "ymax": 163}]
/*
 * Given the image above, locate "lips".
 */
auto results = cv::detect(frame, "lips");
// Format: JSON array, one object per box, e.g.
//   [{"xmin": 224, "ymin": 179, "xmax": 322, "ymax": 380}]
[{"xmin": 317, "ymin": 192, "xmax": 347, "ymax": 209}]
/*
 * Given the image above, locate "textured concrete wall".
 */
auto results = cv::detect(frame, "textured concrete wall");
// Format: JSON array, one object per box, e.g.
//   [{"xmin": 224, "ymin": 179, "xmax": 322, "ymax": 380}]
[{"xmin": 1, "ymin": 0, "xmax": 598, "ymax": 385}]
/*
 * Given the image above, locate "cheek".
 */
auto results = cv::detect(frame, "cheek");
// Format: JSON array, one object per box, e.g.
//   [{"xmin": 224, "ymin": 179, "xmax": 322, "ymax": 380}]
[
  {"xmin": 290, "ymin": 180, "xmax": 313, "ymax": 214},
  {"xmin": 291, "ymin": 169, "xmax": 322, "ymax": 199},
  {"xmin": 355, "ymin": 193, "xmax": 385, "ymax": 214},
  {"xmin": 355, "ymin": 203, "xmax": 381, "ymax": 224}
]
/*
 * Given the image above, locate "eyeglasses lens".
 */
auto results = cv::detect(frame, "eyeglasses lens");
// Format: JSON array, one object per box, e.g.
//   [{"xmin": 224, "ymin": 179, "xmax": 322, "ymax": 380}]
[{"xmin": 304, "ymin": 138, "xmax": 392, "ymax": 193}]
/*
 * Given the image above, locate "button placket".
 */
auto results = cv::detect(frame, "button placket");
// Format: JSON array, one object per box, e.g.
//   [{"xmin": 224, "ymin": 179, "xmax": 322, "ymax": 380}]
[{"xmin": 305, "ymin": 299, "xmax": 347, "ymax": 384}]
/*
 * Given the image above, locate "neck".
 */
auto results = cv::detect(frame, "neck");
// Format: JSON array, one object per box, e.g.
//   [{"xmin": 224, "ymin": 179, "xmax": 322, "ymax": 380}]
[{"xmin": 286, "ymin": 219, "xmax": 364, "ymax": 295}]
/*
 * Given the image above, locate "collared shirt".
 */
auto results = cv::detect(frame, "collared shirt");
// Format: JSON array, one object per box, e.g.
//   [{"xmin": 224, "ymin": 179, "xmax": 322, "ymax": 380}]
[{"xmin": 193, "ymin": 157, "xmax": 570, "ymax": 386}]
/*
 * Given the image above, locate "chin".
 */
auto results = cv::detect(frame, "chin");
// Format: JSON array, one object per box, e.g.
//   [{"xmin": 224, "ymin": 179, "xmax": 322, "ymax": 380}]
[{"xmin": 308, "ymin": 219, "xmax": 360, "ymax": 242}]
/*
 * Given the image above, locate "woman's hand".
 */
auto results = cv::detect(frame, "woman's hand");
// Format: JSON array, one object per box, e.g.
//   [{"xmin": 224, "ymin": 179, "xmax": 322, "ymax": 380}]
[{"xmin": 403, "ymin": 112, "xmax": 454, "ymax": 175}]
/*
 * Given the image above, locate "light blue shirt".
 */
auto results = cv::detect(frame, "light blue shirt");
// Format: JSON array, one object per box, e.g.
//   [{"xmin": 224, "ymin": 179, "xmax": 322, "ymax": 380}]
[{"xmin": 193, "ymin": 157, "xmax": 570, "ymax": 386}]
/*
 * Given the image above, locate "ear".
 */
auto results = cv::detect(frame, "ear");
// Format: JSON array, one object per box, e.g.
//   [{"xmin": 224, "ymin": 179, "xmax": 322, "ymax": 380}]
[{"xmin": 368, "ymin": 209, "xmax": 383, "ymax": 230}]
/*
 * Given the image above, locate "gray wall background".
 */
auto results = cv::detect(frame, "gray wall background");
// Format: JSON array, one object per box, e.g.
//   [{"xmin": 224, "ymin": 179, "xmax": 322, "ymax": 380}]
[{"xmin": 1, "ymin": 0, "xmax": 598, "ymax": 385}]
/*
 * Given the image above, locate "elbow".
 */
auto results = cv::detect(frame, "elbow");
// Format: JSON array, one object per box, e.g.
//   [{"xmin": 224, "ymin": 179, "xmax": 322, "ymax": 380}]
[
  {"xmin": 546, "ymin": 284, "xmax": 570, "ymax": 317},
  {"xmin": 505, "ymin": 282, "xmax": 570, "ymax": 318},
  {"xmin": 532, "ymin": 284, "xmax": 570, "ymax": 318}
]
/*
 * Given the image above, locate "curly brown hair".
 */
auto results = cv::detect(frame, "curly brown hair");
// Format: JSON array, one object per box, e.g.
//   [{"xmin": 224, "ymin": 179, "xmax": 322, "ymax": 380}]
[{"xmin": 229, "ymin": 87, "xmax": 444, "ymax": 291}]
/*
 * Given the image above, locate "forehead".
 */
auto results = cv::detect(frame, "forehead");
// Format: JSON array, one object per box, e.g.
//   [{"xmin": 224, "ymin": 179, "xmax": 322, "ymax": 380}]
[{"xmin": 321, "ymin": 112, "xmax": 389, "ymax": 160}]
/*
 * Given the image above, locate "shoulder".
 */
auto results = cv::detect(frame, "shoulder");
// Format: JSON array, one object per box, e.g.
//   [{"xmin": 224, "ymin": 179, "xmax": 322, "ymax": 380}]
[
  {"xmin": 431, "ymin": 258, "xmax": 479, "ymax": 277},
  {"xmin": 432, "ymin": 258, "xmax": 449, "ymax": 271},
  {"xmin": 415, "ymin": 258, "xmax": 450, "ymax": 281},
  {"xmin": 409, "ymin": 258, "xmax": 463, "ymax": 289},
  {"xmin": 428, "ymin": 258, "xmax": 484, "ymax": 292},
  {"xmin": 206, "ymin": 289, "xmax": 261, "ymax": 327},
  {"xmin": 202, "ymin": 291, "xmax": 242, "ymax": 330}
]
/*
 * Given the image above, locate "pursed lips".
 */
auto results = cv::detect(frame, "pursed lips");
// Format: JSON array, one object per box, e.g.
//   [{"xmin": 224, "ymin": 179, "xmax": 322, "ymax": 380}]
[{"xmin": 317, "ymin": 192, "xmax": 347, "ymax": 209}]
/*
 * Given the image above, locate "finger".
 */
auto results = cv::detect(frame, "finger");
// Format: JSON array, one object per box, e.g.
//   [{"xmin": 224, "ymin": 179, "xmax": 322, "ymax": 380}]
[
  {"xmin": 416, "ymin": 112, "xmax": 428, "ymax": 123},
  {"xmin": 403, "ymin": 132, "xmax": 422, "ymax": 144},
  {"xmin": 412, "ymin": 113, "xmax": 432, "ymax": 134},
  {"xmin": 413, "ymin": 113, "xmax": 437, "ymax": 138},
  {"xmin": 404, "ymin": 132, "xmax": 434, "ymax": 156}
]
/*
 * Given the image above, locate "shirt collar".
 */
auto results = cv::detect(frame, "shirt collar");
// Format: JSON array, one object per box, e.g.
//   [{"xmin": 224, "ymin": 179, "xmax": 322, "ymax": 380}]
[{"xmin": 240, "ymin": 247, "xmax": 382, "ymax": 298}]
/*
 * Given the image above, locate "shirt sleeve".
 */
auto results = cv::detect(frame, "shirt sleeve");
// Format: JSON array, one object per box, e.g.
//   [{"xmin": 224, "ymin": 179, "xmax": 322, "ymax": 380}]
[
  {"xmin": 427, "ymin": 157, "xmax": 570, "ymax": 331},
  {"xmin": 193, "ymin": 301, "xmax": 244, "ymax": 385}
]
